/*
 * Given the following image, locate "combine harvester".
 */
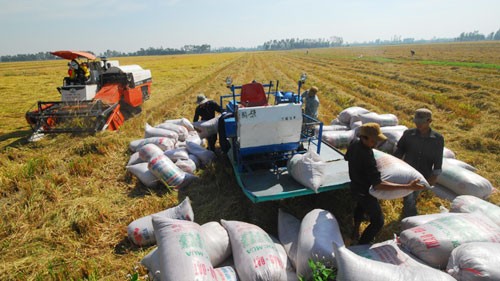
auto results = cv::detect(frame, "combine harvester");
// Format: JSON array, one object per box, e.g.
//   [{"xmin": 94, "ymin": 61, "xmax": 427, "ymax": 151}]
[
  {"xmin": 25, "ymin": 50, "xmax": 152, "ymax": 141},
  {"xmin": 220, "ymin": 75, "xmax": 350, "ymax": 203}
]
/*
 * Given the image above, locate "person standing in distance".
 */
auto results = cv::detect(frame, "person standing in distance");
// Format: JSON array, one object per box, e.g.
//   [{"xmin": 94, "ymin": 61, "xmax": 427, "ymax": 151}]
[
  {"xmin": 301, "ymin": 86, "xmax": 320, "ymax": 119},
  {"xmin": 345, "ymin": 123, "xmax": 424, "ymax": 244},
  {"xmin": 193, "ymin": 94, "xmax": 222, "ymax": 151},
  {"xmin": 394, "ymin": 108, "xmax": 444, "ymax": 218}
]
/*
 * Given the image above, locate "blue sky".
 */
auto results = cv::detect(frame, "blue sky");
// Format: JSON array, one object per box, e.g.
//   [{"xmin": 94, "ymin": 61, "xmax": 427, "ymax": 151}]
[{"xmin": 0, "ymin": 0, "xmax": 498, "ymax": 56}]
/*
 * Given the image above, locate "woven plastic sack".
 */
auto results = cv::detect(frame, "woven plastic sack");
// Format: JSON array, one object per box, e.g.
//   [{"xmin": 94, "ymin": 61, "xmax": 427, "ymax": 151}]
[
  {"xmin": 126, "ymin": 163, "xmax": 159, "ymax": 188},
  {"xmin": 437, "ymin": 164, "xmax": 493, "ymax": 199},
  {"xmin": 221, "ymin": 219, "xmax": 286, "ymax": 281},
  {"xmin": 186, "ymin": 141, "xmax": 216, "ymax": 166},
  {"xmin": 127, "ymin": 197, "xmax": 194, "ymax": 246},
  {"xmin": 148, "ymin": 155, "xmax": 186, "ymax": 188},
  {"xmin": 333, "ymin": 243, "xmax": 456, "ymax": 281},
  {"xmin": 431, "ymin": 183, "xmax": 459, "ymax": 201},
  {"xmin": 127, "ymin": 151, "xmax": 144, "ymax": 166},
  {"xmin": 138, "ymin": 143, "xmax": 164, "ymax": 162},
  {"xmin": 399, "ymin": 214, "xmax": 500, "ymax": 269},
  {"xmin": 287, "ymin": 151, "xmax": 327, "ymax": 192},
  {"xmin": 359, "ymin": 112, "xmax": 398, "ymax": 127},
  {"xmin": 129, "ymin": 137, "xmax": 176, "ymax": 152},
  {"xmin": 322, "ymin": 130, "xmax": 355, "ymax": 149},
  {"xmin": 447, "ymin": 242, "xmax": 500, "ymax": 281},
  {"xmin": 369, "ymin": 150, "xmax": 430, "ymax": 200},
  {"xmin": 401, "ymin": 213, "xmax": 460, "ymax": 231},
  {"xmin": 156, "ymin": 122, "xmax": 189, "ymax": 142},
  {"xmin": 175, "ymin": 159, "xmax": 197, "ymax": 174},
  {"xmin": 337, "ymin": 106, "xmax": 370, "ymax": 124},
  {"xmin": 186, "ymin": 130, "xmax": 204, "ymax": 146},
  {"xmin": 347, "ymin": 238, "xmax": 425, "ymax": 267},
  {"xmin": 201, "ymin": 222, "xmax": 232, "ymax": 267},
  {"xmin": 144, "ymin": 123, "xmax": 179, "ymax": 141},
  {"xmin": 443, "ymin": 158, "xmax": 477, "ymax": 172},
  {"xmin": 443, "ymin": 147, "xmax": 456, "ymax": 159},
  {"xmin": 163, "ymin": 117, "xmax": 196, "ymax": 132},
  {"xmin": 450, "ymin": 195, "xmax": 500, "ymax": 227},
  {"xmin": 296, "ymin": 209, "xmax": 344, "ymax": 280},
  {"xmin": 277, "ymin": 209, "xmax": 300, "ymax": 269},
  {"xmin": 152, "ymin": 217, "xmax": 217, "ymax": 281},
  {"xmin": 378, "ymin": 125, "xmax": 407, "ymax": 154},
  {"xmin": 193, "ymin": 116, "xmax": 219, "ymax": 139},
  {"xmin": 164, "ymin": 147, "xmax": 190, "ymax": 162},
  {"xmin": 271, "ymin": 235, "xmax": 299, "ymax": 281}
]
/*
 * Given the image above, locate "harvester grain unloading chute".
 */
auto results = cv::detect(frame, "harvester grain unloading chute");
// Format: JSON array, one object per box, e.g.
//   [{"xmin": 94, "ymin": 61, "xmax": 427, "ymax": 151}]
[{"xmin": 25, "ymin": 50, "xmax": 152, "ymax": 140}]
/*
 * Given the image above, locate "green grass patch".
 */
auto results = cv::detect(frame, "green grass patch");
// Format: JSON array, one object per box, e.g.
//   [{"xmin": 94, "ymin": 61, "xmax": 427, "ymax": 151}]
[{"xmin": 420, "ymin": 60, "xmax": 500, "ymax": 69}]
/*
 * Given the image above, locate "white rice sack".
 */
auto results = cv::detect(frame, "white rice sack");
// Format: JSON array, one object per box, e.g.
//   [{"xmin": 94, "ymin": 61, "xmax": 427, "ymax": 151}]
[
  {"xmin": 443, "ymin": 147, "xmax": 456, "ymax": 159},
  {"xmin": 214, "ymin": 266, "xmax": 238, "ymax": 281},
  {"xmin": 287, "ymin": 151, "xmax": 327, "ymax": 193},
  {"xmin": 333, "ymin": 243, "xmax": 456, "ymax": 281},
  {"xmin": 164, "ymin": 147, "xmax": 189, "ymax": 162},
  {"xmin": 188, "ymin": 153, "xmax": 201, "ymax": 168},
  {"xmin": 127, "ymin": 197, "xmax": 194, "ymax": 246},
  {"xmin": 129, "ymin": 137, "xmax": 176, "ymax": 152},
  {"xmin": 437, "ymin": 163, "xmax": 493, "ymax": 199},
  {"xmin": 431, "ymin": 183, "xmax": 459, "ymax": 201},
  {"xmin": 446, "ymin": 242, "xmax": 500, "ymax": 281},
  {"xmin": 369, "ymin": 150, "xmax": 430, "ymax": 200},
  {"xmin": 315, "ymin": 124, "xmax": 350, "ymax": 136},
  {"xmin": 186, "ymin": 141, "xmax": 216, "ymax": 166},
  {"xmin": 322, "ymin": 130, "xmax": 355, "ymax": 149},
  {"xmin": 450, "ymin": 195, "xmax": 500, "ymax": 227},
  {"xmin": 271, "ymin": 235, "xmax": 299, "ymax": 281},
  {"xmin": 221, "ymin": 219, "xmax": 286, "ymax": 281},
  {"xmin": 141, "ymin": 247, "xmax": 161, "ymax": 281},
  {"xmin": 337, "ymin": 106, "xmax": 370, "ymax": 124},
  {"xmin": 443, "ymin": 158, "xmax": 477, "ymax": 172},
  {"xmin": 175, "ymin": 159, "xmax": 197, "ymax": 174},
  {"xmin": 296, "ymin": 209, "xmax": 344, "ymax": 280},
  {"xmin": 187, "ymin": 131, "xmax": 204, "ymax": 146},
  {"xmin": 278, "ymin": 209, "xmax": 300, "ymax": 269},
  {"xmin": 156, "ymin": 122, "xmax": 189, "ymax": 142},
  {"xmin": 138, "ymin": 143, "xmax": 165, "ymax": 162},
  {"xmin": 378, "ymin": 125, "xmax": 408, "ymax": 154},
  {"xmin": 349, "ymin": 120, "xmax": 362, "ymax": 130},
  {"xmin": 201, "ymin": 222, "xmax": 232, "ymax": 267},
  {"xmin": 148, "ymin": 155, "xmax": 186, "ymax": 188},
  {"xmin": 401, "ymin": 213, "xmax": 461, "ymax": 231},
  {"xmin": 126, "ymin": 163, "xmax": 159, "ymax": 188},
  {"xmin": 399, "ymin": 214, "xmax": 500, "ymax": 269},
  {"xmin": 127, "ymin": 151, "xmax": 144, "ymax": 166},
  {"xmin": 330, "ymin": 118, "xmax": 346, "ymax": 126},
  {"xmin": 163, "ymin": 117, "xmax": 196, "ymax": 132},
  {"xmin": 144, "ymin": 123, "xmax": 179, "ymax": 141},
  {"xmin": 152, "ymin": 217, "xmax": 217, "ymax": 281},
  {"xmin": 193, "ymin": 116, "xmax": 219, "ymax": 139},
  {"xmin": 347, "ymin": 238, "xmax": 425, "ymax": 267},
  {"xmin": 359, "ymin": 112, "xmax": 399, "ymax": 127}
]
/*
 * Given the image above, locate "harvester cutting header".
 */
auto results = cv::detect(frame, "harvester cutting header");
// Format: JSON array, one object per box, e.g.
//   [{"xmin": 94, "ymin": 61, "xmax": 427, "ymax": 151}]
[{"xmin": 25, "ymin": 50, "xmax": 152, "ymax": 140}]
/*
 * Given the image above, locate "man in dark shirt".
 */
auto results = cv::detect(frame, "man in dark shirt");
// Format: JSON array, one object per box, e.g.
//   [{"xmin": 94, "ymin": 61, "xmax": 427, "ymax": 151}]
[
  {"xmin": 394, "ymin": 108, "xmax": 444, "ymax": 218},
  {"xmin": 193, "ymin": 94, "xmax": 222, "ymax": 151},
  {"xmin": 345, "ymin": 123, "xmax": 423, "ymax": 244}
]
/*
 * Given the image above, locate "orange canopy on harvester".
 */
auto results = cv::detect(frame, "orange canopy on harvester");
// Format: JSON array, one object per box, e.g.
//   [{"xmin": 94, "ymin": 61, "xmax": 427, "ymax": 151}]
[{"xmin": 50, "ymin": 50, "xmax": 97, "ymax": 60}]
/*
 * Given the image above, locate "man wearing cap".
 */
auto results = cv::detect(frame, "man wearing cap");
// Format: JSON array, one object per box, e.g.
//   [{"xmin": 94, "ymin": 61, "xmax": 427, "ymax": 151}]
[
  {"xmin": 394, "ymin": 108, "xmax": 444, "ymax": 217},
  {"xmin": 193, "ymin": 94, "xmax": 222, "ymax": 151},
  {"xmin": 301, "ymin": 86, "xmax": 320, "ymax": 119},
  {"xmin": 345, "ymin": 123, "xmax": 424, "ymax": 244}
]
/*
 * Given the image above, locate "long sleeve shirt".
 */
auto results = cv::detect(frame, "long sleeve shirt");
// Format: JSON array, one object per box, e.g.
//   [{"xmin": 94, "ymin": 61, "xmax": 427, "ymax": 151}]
[
  {"xmin": 193, "ymin": 100, "xmax": 222, "ymax": 122},
  {"xmin": 344, "ymin": 138, "xmax": 382, "ymax": 196},
  {"xmin": 393, "ymin": 128, "xmax": 444, "ymax": 179},
  {"xmin": 301, "ymin": 92, "xmax": 320, "ymax": 119}
]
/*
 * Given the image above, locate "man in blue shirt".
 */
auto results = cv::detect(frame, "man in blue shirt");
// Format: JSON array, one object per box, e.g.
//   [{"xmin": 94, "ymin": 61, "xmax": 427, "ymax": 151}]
[{"xmin": 394, "ymin": 108, "xmax": 444, "ymax": 217}]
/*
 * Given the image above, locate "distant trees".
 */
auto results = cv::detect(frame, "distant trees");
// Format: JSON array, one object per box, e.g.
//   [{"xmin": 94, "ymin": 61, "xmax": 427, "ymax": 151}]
[
  {"xmin": 261, "ymin": 37, "xmax": 343, "ymax": 50},
  {"xmin": 0, "ymin": 51, "xmax": 55, "ymax": 62},
  {"xmin": 455, "ymin": 29, "xmax": 500, "ymax": 41}
]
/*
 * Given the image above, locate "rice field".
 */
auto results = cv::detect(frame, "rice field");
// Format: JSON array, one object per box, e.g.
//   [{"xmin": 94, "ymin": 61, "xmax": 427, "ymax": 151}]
[{"xmin": 0, "ymin": 41, "xmax": 498, "ymax": 280}]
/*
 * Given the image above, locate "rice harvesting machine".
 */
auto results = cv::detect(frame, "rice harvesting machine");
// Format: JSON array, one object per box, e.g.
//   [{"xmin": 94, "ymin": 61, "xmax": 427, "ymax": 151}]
[
  {"xmin": 219, "ymin": 74, "xmax": 350, "ymax": 203},
  {"xmin": 25, "ymin": 50, "xmax": 152, "ymax": 140}
]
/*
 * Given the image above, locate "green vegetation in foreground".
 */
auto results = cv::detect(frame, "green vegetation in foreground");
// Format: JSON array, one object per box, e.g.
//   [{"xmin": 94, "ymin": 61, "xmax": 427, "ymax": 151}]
[{"xmin": 419, "ymin": 60, "xmax": 500, "ymax": 69}]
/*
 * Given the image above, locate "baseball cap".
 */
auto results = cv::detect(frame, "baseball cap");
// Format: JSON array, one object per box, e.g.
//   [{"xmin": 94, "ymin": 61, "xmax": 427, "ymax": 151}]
[
  {"xmin": 414, "ymin": 108, "xmax": 432, "ymax": 124},
  {"xmin": 359, "ymin": 123, "xmax": 387, "ymax": 142}
]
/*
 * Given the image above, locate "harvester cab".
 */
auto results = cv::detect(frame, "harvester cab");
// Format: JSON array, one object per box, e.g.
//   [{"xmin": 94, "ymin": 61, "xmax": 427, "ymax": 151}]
[{"xmin": 25, "ymin": 50, "xmax": 152, "ymax": 141}]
